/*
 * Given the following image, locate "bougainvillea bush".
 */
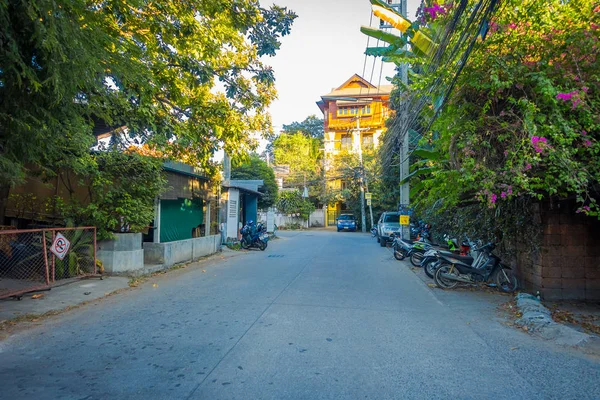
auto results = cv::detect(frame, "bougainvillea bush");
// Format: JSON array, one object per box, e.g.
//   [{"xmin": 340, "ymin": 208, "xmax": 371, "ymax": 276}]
[{"xmin": 414, "ymin": 0, "xmax": 600, "ymax": 217}]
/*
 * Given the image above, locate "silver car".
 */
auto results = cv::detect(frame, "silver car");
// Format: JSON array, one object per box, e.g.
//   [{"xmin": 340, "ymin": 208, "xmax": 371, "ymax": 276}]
[{"xmin": 377, "ymin": 212, "xmax": 401, "ymax": 247}]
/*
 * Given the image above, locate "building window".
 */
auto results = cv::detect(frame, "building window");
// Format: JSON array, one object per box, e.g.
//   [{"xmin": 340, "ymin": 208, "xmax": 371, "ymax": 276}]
[
  {"xmin": 337, "ymin": 105, "xmax": 372, "ymax": 117},
  {"xmin": 362, "ymin": 134, "xmax": 374, "ymax": 149},
  {"xmin": 341, "ymin": 135, "xmax": 352, "ymax": 150}
]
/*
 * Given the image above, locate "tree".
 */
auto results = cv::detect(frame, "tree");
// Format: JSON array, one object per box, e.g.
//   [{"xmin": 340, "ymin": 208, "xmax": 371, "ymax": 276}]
[
  {"xmin": 282, "ymin": 115, "xmax": 324, "ymax": 139},
  {"xmin": 272, "ymin": 132, "xmax": 322, "ymax": 195},
  {"xmin": 57, "ymin": 151, "xmax": 167, "ymax": 239},
  {"xmin": 232, "ymin": 155, "xmax": 278, "ymax": 209},
  {"xmin": 0, "ymin": 0, "xmax": 296, "ymax": 218},
  {"xmin": 276, "ymin": 190, "xmax": 315, "ymax": 220}
]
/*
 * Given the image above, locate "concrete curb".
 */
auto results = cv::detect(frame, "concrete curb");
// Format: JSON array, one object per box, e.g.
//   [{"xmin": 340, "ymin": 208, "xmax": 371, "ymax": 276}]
[{"xmin": 515, "ymin": 293, "xmax": 600, "ymax": 355}]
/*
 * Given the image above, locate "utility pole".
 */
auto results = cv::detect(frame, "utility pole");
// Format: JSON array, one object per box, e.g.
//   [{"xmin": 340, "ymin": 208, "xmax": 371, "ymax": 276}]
[
  {"xmin": 355, "ymin": 116, "xmax": 367, "ymax": 233},
  {"xmin": 396, "ymin": 0, "xmax": 410, "ymax": 240},
  {"xmin": 365, "ymin": 180, "xmax": 374, "ymax": 228}
]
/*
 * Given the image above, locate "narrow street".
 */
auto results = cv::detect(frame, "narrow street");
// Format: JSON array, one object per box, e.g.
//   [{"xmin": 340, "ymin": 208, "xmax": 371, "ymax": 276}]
[{"xmin": 1, "ymin": 230, "xmax": 599, "ymax": 399}]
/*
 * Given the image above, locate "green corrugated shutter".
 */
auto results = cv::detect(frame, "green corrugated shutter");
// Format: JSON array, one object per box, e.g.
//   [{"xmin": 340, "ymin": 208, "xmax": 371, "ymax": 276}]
[{"xmin": 159, "ymin": 198, "xmax": 203, "ymax": 242}]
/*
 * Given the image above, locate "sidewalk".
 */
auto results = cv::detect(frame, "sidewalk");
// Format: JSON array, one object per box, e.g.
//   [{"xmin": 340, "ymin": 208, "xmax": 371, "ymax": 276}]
[
  {"xmin": 0, "ymin": 277, "xmax": 130, "ymax": 324},
  {"xmin": 0, "ymin": 246, "xmax": 244, "ymax": 332}
]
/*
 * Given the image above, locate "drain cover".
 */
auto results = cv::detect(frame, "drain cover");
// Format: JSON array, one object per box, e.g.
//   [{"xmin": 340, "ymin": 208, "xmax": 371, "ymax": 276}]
[{"xmin": 268, "ymin": 255, "xmax": 284, "ymax": 258}]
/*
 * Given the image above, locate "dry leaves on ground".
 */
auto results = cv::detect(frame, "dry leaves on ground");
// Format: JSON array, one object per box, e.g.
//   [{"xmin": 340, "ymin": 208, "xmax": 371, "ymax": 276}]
[{"xmin": 551, "ymin": 308, "xmax": 600, "ymax": 336}]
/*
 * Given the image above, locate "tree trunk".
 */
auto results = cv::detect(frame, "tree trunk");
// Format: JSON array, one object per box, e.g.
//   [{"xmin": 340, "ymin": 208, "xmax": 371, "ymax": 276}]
[{"xmin": 0, "ymin": 184, "xmax": 11, "ymax": 225}]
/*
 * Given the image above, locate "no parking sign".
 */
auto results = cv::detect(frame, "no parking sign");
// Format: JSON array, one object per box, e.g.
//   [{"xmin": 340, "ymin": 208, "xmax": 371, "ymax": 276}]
[{"xmin": 50, "ymin": 233, "xmax": 71, "ymax": 260}]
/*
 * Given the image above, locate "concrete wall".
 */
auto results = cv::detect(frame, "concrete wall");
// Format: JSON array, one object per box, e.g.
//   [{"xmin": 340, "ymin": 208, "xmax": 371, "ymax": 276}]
[
  {"xmin": 518, "ymin": 201, "xmax": 600, "ymax": 301},
  {"xmin": 97, "ymin": 233, "xmax": 144, "ymax": 274},
  {"xmin": 258, "ymin": 209, "xmax": 325, "ymax": 228},
  {"xmin": 144, "ymin": 234, "xmax": 221, "ymax": 268}
]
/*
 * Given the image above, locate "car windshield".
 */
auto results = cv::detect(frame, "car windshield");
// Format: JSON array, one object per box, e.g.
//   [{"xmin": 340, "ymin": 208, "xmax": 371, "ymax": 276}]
[
  {"xmin": 384, "ymin": 214, "xmax": 400, "ymax": 223},
  {"xmin": 338, "ymin": 215, "xmax": 355, "ymax": 220}
]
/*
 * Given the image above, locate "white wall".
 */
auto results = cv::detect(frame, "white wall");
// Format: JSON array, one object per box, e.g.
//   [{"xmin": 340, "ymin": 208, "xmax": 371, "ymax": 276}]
[
  {"xmin": 226, "ymin": 188, "xmax": 240, "ymax": 240},
  {"xmin": 258, "ymin": 208, "xmax": 325, "ymax": 229}
]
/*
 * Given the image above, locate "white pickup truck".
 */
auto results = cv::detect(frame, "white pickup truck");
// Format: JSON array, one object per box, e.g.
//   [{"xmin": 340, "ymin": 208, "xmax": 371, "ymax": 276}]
[{"xmin": 376, "ymin": 212, "xmax": 401, "ymax": 247}]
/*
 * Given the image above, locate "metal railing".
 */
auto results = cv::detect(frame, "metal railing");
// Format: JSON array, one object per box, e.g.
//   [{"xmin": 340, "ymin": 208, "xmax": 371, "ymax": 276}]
[{"xmin": 0, "ymin": 227, "xmax": 97, "ymax": 300}]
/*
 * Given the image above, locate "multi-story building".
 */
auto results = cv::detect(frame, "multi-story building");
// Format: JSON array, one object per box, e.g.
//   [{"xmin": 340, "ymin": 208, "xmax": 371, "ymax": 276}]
[{"xmin": 316, "ymin": 74, "xmax": 392, "ymax": 225}]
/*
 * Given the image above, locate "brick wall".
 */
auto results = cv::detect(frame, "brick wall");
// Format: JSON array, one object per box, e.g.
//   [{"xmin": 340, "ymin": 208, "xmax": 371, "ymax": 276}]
[{"xmin": 519, "ymin": 201, "xmax": 600, "ymax": 301}]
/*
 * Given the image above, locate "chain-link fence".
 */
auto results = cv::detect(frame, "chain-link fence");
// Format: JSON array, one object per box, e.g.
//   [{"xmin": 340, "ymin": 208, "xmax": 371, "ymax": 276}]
[{"xmin": 0, "ymin": 227, "xmax": 97, "ymax": 299}]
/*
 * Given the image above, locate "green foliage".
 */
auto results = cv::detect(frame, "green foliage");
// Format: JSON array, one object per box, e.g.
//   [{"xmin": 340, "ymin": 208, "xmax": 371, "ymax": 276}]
[
  {"xmin": 231, "ymin": 154, "xmax": 278, "ymax": 209},
  {"xmin": 0, "ymin": 0, "xmax": 297, "ymax": 188},
  {"xmin": 282, "ymin": 115, "xmax": 324, "ymax": 139},
  {"xmin": 53, "ymin": 228, "xmax": 94, "ymax": 279},
  {"xmin": 412, "ymin": 0, "xmax": 600, "ymax": 219},
  {"xmin": 276, "ymin": 190, "xmax": 315, "ymax": 220},
  {"xmin": 58, "ymin": 151, "xmax": 166, "ymax": 239},
  {"xmin": 272, "ymin": 132, "xmax": 323, "ymax": 196}
]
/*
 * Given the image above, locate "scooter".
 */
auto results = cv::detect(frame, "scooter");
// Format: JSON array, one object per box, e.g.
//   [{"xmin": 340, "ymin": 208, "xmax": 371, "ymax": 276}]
[
  {"xmin": 240, "ymin": 221, "xmax": 268, "ymax": 251},
  {"xmin": 422, "ymin": 239, "xmax": 472, "ymax": 278},
  {"xmin": 433, "ymin": 242, "xmax": 518, "ymax": 293}
]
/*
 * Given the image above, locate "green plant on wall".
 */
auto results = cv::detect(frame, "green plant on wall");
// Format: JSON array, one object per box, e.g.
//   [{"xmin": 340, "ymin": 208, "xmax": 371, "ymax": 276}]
[
  {"xmin": 276, "ymin": 190, "xmax": 315, "ymax": 221},
  {"xmin": 57, "ymin": 151, "xmax": 167, "ymax": 240}
]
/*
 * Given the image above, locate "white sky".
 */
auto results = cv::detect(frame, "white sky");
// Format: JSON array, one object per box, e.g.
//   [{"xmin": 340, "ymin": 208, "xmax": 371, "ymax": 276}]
[{"xmin": 262, "ymin": 0, "xmax": 419, "ymax": 132}]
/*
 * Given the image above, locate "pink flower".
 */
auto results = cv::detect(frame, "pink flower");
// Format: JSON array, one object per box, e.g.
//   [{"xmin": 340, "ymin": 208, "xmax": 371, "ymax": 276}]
[
  {"xmin": 556, "ymin": 90, "xmax": 584, "ymax": 109},
  {"xmin": 582, "ymin": 130, "xmax": 588, "ymax": 135},
  {"xmin": 423, "ymin": 3, "xmax": 447, "ymax": 20},
  {"xmin": 584, "ymin": 139, "xmax": 592, "ymax": 147},
  {"xmin": 501, "ymin": 192, "xmax": 507, "ymax": 199},
  {"xmin": 556, "ymin": 93, "xmax": 573, "ymax": 101},
  {"xmin": 490, "ymin": 194, "xmax": 497, "ymax": 204},
  {"xmin": 503, "ymin": 150, "xmax": 509, "ymax": 156},
  {"xmin": 525, "ymin": 163, "xmax": 532, "ymax": 170},
  {"xmin": 582, "ymin": 86, "xmax": 589, "ymax": 93},
  {"xmin": 507, "ymin": 186, "xmax": 513, "ymax": 195},
  {"xmin": 508, "ymin": 23, "xmax": 517, "ymax": 30},
  {"xmin": 531, "ymin": 136, "xmax": 549, "ymax": 153}
]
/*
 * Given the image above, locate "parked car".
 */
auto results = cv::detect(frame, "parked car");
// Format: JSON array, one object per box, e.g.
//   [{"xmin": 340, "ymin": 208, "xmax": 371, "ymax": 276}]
[
  {"xmin": 376, "ymin": 212, "xmax": 401, "ymax": 247},
  {"xmin": 336, "ymin": 214, "xmax": 357, "ymax": 232}
]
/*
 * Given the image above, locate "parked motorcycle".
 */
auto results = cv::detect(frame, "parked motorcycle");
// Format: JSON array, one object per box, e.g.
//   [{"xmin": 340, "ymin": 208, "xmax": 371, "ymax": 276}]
[
  {"xmin": 391, "ymin": 233, "xmax": 414, "ymax": 260},
  {"xmin": 433, "ymin": 242, "xmax": 518, "ymax": 293},
  {"xmin": 371, "ymin": 224, "xmax": 378, "ymax": 238},
  {"xmin": 240, "ymin": 221, "xmax": 268, "ymax": 251},
  {"xmin": 408, "ymin": 240, "xmax": 434, "ymax": 267},
  {"xmin": 422, "ymin": 237, "xmax": 473, "ymax": 278}
]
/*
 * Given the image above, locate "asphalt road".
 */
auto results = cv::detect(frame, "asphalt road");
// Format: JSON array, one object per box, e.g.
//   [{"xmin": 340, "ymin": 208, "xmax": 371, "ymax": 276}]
[{"xmin": 1, "ymin": 230, "xmax": 599, "ymax": 399}]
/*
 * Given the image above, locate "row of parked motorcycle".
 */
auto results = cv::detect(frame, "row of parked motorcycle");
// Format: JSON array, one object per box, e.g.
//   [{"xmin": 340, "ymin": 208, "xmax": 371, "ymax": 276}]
[
  {"xmin": 374, "ymin": 227, "xmax": 518, "ymax": 292},
  {"xmin": 239, "ymin": 221, "xmax": 269, "ymax": 250}
]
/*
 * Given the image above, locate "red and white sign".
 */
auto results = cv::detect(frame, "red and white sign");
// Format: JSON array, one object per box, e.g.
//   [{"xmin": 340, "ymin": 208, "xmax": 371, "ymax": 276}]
[{"xmin": 50, "ymin": 233, "xmax": 71, "ymax": 260}]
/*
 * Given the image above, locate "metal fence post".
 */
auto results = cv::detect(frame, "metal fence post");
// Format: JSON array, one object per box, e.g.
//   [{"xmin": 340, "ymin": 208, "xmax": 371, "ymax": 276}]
[
  {"xmin": 51, "ymin": 231, "xmax": 56, "ymax": 283},
  {"xmin": 93, "ymin": 227, "xmax": 97, "ymax": 275},
  {"xmin": 42, "ymin": 230, "xmax": 50, "ymax": 285}
]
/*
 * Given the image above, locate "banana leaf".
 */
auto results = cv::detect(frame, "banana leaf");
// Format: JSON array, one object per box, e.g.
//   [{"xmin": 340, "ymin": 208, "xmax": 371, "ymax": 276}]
[
  {"xmin": 360, "ymin": 26, "xmax": 405, "ymax": 47},
  {"xmin": 412, "ymin": 148, "xmax": 442, "ymax": 161}
]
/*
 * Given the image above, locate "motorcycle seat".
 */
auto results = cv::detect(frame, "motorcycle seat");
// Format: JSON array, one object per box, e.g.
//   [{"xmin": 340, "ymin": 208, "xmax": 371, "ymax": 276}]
[{"xmin": 443, "ymin": 253, "xmax": 474, "ymax": 264}]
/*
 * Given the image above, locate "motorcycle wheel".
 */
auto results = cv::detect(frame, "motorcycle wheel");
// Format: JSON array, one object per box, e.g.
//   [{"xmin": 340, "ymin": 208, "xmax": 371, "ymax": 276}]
[
  {"xmin": 495, "ymin": 267, "xmax": 518, "ymax": 293},
  {"xmin": 258, "ymin": 241, "xmax": 267, "ymax": 251},
  {"xmin": 410, "ymin": 251, "xmax": 424, "ymax": 267},
  {"xmin": 376, "ymin": 236, "xmax": 380, "ymax": 243},
  {"xmin": 433, "ymin": 264, "xmax": 460, "ymax": 289},
  {"xmin": 240, "ymin": 240, "xmax": 250, "ymax": 250},
  {"xmin": 424, "ymin": 260, "xmax": 437, "ymax": 279},
  {"xmin": 393, "ymin": 248, "xmax": 405, "ymax": 261}
]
